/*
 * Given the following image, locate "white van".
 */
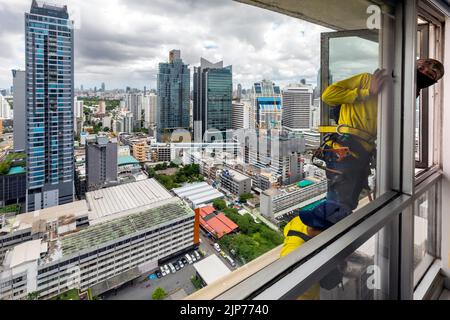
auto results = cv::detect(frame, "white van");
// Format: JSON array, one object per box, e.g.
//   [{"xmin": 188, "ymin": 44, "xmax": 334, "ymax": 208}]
[
  {"xmin": 226, "ymin": 256, "xmax": 236, "ymax": 267},
  {"xmin": 168, "ymin": 263, "xmax": 176, "ymax": 273},
  {"xmin": 185, "ymin": 253, "xmax": 193, "ymax": 264}
]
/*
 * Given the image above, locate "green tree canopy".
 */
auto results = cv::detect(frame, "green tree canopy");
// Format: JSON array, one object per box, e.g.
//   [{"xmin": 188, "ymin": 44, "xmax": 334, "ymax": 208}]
[
  {"xmin": 213, "ymin": 199, "xmax": 227, "ymax": 211},
  {"xmin": 239, "ymin": 193, "xmax": 254, "ymax": 203},
  {"xmin": 152, "ymin": 287, "xmax": 167, "ymax": 300}
]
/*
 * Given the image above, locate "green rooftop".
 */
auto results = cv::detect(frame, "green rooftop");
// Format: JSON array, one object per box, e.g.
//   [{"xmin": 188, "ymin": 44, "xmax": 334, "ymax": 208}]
[
  {"xmin": 60, "ymin": 201, "xmax": 194, "ymax": 257},
  {"xmin": 298, "ymin": 180, "xmax": 314, "ymax": 188},
  {"xmin": 118, "ymin": 155, "xmax": 139, "ymax": 166},
  {"xmin": 300, "ymin": 199, "xmax": 326, "ymax": 211},
  {"xmin": 8, "ymin": 166, "xmax": 25, "ymax": 175}
]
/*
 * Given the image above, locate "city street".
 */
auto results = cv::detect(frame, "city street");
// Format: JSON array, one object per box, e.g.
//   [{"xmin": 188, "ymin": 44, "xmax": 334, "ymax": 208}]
[
  {"xmin": 101, "ymin": 236, "xmax": 235, "ymax": 300},
  {"xmin": 102, "ymin": 261, "xmax": 197, "ymax": 300}
]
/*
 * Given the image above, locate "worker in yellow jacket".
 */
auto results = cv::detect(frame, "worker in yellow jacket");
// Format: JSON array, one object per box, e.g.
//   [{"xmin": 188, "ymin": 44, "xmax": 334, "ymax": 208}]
[
  {"xmin": 311, "ymin": 59, "xmax": 444, "ymax": 224},
  {"xmin": 279, "ymin": 59, "xmax": 445, "ymax": 299}
]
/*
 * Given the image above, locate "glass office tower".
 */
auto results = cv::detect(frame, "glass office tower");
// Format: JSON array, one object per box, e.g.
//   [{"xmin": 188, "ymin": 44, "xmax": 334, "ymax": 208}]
[
  {"xmin": 156, "ymin": 50, "xmax": 190, "ymax": 141},
  {"xmin": 25, "ymin": 1, "xmax": 74, "ymax": 211},
  {"xmin": 193, "ymin": 58, "xmax": 233, "ymax": 142}
]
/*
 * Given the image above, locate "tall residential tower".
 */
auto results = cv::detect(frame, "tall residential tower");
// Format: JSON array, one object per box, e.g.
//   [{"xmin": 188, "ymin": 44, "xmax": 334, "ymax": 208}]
[
  {"xmin": 282, "ymin": 83, "xmax": 314, "ymax": 131},
  {"xmin": 193, "ymin": 58, "xmax": 233, "ymax": 142},
  {"xmin": 251, "ymin": 80, "xmax": 282, "ymax": 130},
  {"xmin": 25, "ymin": 1, "xmax": 74, "ymax": 211},
  {"xmin": 156, "ymin": 50, "xmax": 190, "ymax": 141}
]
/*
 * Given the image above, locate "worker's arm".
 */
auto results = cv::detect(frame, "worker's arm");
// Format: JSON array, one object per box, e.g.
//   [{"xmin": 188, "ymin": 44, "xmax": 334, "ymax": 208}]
[{"xmin": 321, "ymin": 73, "xmax": 371, "ymax": 106}]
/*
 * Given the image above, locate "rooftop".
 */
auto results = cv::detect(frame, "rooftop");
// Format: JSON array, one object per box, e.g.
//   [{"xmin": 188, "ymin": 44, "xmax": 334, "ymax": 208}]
[
  {"xmin": 193, "ymin": 254, "xmax": 231, "ymax": 286},
  {"xmin": 221, "ymin": 169, "xmax": 251, "ymax": 182},
  {"xmin": 60, "ymin": 199, "xmax": 193, "ymax": 257},
  {"xmin": 198, "ymin": 206, "xmax": 238, "ymax": 239},
  {"xmin": 1, "ymin": 200, "xmax": 88, "ymax": 234},
  {"xmin": 7, "ymin": 166, "xmax": 25, "ymax": 175},
  {"xmin": 3, "ymin": 239, "xmax": 46, "ymax": 269},
  {"xmin": 86, "ymin": 178, "xmax": 173, "ymax": 224},
  {"xmin": 172, "ymin": 182, "xmax": 224, "ymax": 207},
  {"xmin": 118, "ymin": 155, "xmax": 139, "ymax": 166}
]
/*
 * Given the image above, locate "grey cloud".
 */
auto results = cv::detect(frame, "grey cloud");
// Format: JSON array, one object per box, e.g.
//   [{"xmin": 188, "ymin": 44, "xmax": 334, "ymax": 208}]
[{"xmin": 0, "ymin": 0, "xmax": 330, "ymax": 89}]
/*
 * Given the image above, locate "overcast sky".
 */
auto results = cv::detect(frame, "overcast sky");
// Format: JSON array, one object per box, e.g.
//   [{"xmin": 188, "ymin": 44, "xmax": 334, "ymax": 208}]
[{"xmin": 0, "ymin": 0, "xmax": 331, "ymax": 91}]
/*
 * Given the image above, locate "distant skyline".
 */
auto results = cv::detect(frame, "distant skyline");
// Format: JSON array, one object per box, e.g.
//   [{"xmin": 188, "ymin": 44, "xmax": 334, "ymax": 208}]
[{"xmin": 0, "ymin": 0, "xmax": 331, "ymax": 90}]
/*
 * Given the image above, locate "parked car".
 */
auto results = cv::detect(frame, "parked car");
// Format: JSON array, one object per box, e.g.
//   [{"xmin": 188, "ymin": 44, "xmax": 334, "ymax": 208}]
[
  {"xmin": 190, "ymin": 254, "xmax": 197, "ymax": 262},
  {"xmin": 181, "ymin": 257, "xmax": 188, "ymax": 265},
  {"xmin": 178, "ymin": 260, "xmax": 184, "ymax": 268},
  {"xmin": 168, "ymin": 263, "xmax": 176, "ymax": 273},
  {"xmin": 163, "ymin": 264, "xmax": 170, "ymax": 274},
  {"xmin": 194, "ymin": 251, "xmax": 201, "ymax": 260},
  {"xmin": 160, "ymin": 267, "xmax": 167, "ymax": 277},
  {"xmin": 185, "ymin": 254, "xmax": 193, "ymax": 264},
  {"xmin": 214, "ymin": 243, "xmax": 221, "ymax": 252},
  {"xmin": 225, "ymin": 256, "xmax": 236, "ymax": 267},
  {"xmin": 174, "ymin": 263, "xmax": 180, "ymax": 271},
  {"xmin": 220, "ymin": 250, "xmax": 226, "ymax": 257}
]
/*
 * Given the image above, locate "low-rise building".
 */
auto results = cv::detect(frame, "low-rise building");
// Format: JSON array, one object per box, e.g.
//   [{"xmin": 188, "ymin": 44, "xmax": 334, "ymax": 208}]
[
  {"xmin": 150, "ymin": 143, "xmax": 172, "ymax": 162},
  {"xmin": 218, "ymin": 169, "xmax": 252, "ymax": 196},
  {"xmin": 0, "ymin": 179, "xmax": 197, "ymax": 300},
  {"xmin": 193, "ymin": 254, "xmax": 231, "ymax": 287},
  {"xmin": 86, "ymin": 135, "xmax": 118, "ymax": 191},
  {"xmin": 260, "ymin": 178, "xmax": 328, "ymax": 218},
  {"xmin": 172, "ymin": 182, "xmax": 224, "ymax": 209},
  {"xmin": 196, "ymin": 206, "xmax": 238, "ymax": 239}
]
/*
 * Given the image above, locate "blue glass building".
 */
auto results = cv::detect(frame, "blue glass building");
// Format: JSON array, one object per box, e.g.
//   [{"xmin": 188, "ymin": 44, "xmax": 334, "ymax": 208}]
[
  {"xmin": 25, "ymin": 1, "xmax": 74, "ymax": 211},
  {"xmin": 156, "ymin": 50, "xmax": 190, "ymax": 141},
  {"xmin": 193, "ymin": 58, "xmax": 233, "ymax": 142},
  {"xmin": 251, "ymin": 80, "xmax": 282, "ymax": 130}
]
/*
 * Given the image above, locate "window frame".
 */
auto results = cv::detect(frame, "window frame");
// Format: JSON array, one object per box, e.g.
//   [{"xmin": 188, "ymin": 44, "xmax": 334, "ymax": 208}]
[{"xmin": 186, "ymin": 0, "xmax": 449, "ymax": 301}]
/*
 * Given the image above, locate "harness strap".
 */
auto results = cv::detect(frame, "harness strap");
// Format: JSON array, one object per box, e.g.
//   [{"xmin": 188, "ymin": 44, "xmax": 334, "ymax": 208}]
[
  {"xmin": 287, "ymin": 230, "xmax": 312, "ymax": 242},
  {"xmin": 318, "ymin": 125, "xmax": 375, "ymax": 144}
]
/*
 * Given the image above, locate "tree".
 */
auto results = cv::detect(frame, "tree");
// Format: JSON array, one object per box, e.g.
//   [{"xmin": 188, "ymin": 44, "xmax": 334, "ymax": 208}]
[
  {"xmin": 147, "ymin": 167, "xmax": 156, "ymax": 178},
  {"xmin": 169, "ymin": 161, "xmax": 178, "ymax": 168},
  {"xmin": 213, "ymin": 199, "xmax": 227, "ymax": 211},
  {"xmin": 239, "ymin": 193, "xmax": 254, "ymax": 203},
  {"xmin": 154, "ymin": 162, "xmax": 168, "ymax": 171},
  {"xmin": 152, "ymin": 287, "xmax": 167, "ymax": 300},
  {"xmin": 103, "ymin": 127, "xmax": 110, "ymax": 132},
  {"xmin": 27, "ymin": 291, "xmax": 39, "ymax": 300}
]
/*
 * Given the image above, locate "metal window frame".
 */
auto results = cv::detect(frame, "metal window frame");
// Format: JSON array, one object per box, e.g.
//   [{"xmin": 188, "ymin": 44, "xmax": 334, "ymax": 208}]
[
  {"xmin": 251, "ymin": 172, "xmax": 441, "ymax": 300},
  {"xmin": 196, "ymin": 0, "xmax": 447, "ymax": 301},
  {"xmin": 320, "ymin": 29, "xmax": 379, "ymax": 128},
  {"xmin": 415, "ymin": 23, "xmax": 430, "ymax": 169},
  {"xmin": 216, "ymin": 191, "xmax": 399, "ymax": 300}
]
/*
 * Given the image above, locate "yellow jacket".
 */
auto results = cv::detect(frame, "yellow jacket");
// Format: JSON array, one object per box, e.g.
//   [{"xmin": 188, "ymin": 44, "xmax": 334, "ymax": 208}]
[
  {"xmin": 321, "ymin": 73, "xmax": 377, "ymax": 152},
  {"xmin": 280, "ymin": 216, "xmax": 320, "ymax": 300}
]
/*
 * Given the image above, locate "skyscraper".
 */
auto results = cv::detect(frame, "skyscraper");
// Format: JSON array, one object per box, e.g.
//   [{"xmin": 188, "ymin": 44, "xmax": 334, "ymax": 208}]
[
  {"xmin": 12, "ymin": 69, "xmax": 26, "ymax": 152},
  {"xmin": 101, "ymin": 82, "xmax": 105, "ymax": 92},
  {"xmin": 143, "ymin": 93, "xmax": 157, "ymax": 130},
  {"xmin": 157, "ymin": 50, "xmax": 190, "ymax": 141},
  {"xmin": 282, "ymin": 83, "xmax": 314, "ymax": 131},
  {"xmin": 251, "ymin": 80, "xmax": 282, "ymax": 130},
  {"xmin": 125, "ymin": 93, "xmax": 143, "ymax": 130},
  {"xmin": 25, "ymin": 1, "xmax": 74, "ymax": 211},
  {"xmin": 0, "ymin": 93, "xmax": 12, "ymax": 119},
  {"xmin": 193, "ymin": 58, "xmax": 232, "ymax": 142}
]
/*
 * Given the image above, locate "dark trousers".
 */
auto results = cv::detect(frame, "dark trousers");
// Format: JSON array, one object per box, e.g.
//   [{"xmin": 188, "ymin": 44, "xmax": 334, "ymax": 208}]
[{"xmin": 303, "ymin": 146, "xmax": 372, "ymax": 226}]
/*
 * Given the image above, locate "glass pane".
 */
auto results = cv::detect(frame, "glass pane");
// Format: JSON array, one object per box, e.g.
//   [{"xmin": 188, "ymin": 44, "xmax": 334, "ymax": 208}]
[
  {"xmin": 329, "ymin": 36, "xmax": 379, "ymax": 83},
  {"xmin": 413, "ymin": 182, "xmax": 440, "ymax": 285},
  {"xmin": 297, "ymin": 224, "xmax": 393, "ymax": 300}
]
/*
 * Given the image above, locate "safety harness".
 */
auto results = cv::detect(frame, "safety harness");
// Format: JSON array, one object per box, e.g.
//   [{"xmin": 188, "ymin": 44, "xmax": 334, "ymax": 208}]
[{"xmin": 312, "ymin": 124, "xmax": 376, "ymax": 175}]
